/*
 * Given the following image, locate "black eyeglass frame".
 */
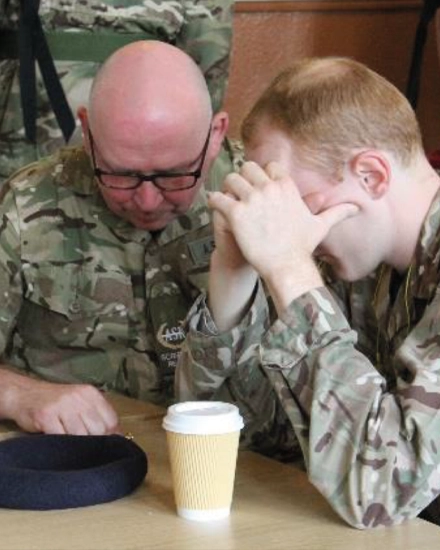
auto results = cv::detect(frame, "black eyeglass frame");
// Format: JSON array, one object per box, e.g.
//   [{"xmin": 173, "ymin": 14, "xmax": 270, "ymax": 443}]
[{"xmin": 88, "ymin": 125, "xmax": 212, "ymax": 192}]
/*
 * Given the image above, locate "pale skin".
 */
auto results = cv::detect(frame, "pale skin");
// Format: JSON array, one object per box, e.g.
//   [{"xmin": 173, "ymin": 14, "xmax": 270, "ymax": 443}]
[
  {"xmin": 208, "ymin": 125, "xmax": 440, "ymax": 332},
  {"xmin": 0, "ymin": 41, "xmax": 228, "ymax": 434}
]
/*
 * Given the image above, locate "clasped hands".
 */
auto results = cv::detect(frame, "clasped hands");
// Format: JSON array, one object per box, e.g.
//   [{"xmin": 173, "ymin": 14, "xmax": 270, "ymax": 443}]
[{"xmin": 208, "ymin": 161, "xmax": 358, "ymax": 309}]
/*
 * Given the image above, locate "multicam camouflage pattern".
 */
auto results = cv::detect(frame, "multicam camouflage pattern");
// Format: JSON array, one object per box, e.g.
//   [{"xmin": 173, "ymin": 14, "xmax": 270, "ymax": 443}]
[
  {"xmin": 0, "ymin": 140, "xmax": 241, "ymax": 407},
  {"xmin": 177, "ymin": 188, "xmax": 440, "ymax": 527},
  {"xmin": 0, "ymin": 0, "xmax": 235, "ymax": 183}
]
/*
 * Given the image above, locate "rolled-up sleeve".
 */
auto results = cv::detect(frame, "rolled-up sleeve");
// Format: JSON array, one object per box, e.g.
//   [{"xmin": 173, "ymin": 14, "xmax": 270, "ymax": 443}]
[{"xmin": 177, "ymin": 281, "xmax": 302, "ymax": 460}]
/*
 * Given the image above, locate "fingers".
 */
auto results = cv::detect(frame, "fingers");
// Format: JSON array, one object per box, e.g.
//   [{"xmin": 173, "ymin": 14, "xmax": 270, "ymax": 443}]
[
  {"xmin": 302, "ymin": 192, "xmax": 328, "ymax": 215},
  {"xmin": 223, "ymin": 173, "xmax": 252, "ymax": 200},
  {"xmin": 59, "ymin": 413, "xmax": 89, "ymax": 436},
  {"xmin": 76, "ymin": 412, "xmax": 107, "ymax": 436},
  {"xmin": 241, "ymin": 161, "xmax": 276, "ymax": 187},
  {"xmin": 265, "ymin": 161, "xmax": 289, "ymax": 181},
  {"xmin": 92, "ymin": 392, "xmax": 119, "ymax": 434},
  {"xmin": 33, "ymin": 414, "xmax": 66, "ymax": 435},
  {"xmin": 318, "ymin": 202, "xmax": 359, "ymax": 231},
  {"xmin": 71, "ymin": 388, "xmax": 119, "ymax": 436},
  {"xmin": 53, "ymin": 403, "xmax": 119, "ymax": 436},
  {"xmin": 207, "ymin": 190, "xmax": 236, "ymax": 216},
  {"xmin": 29, "ymin": 385, "xmax": 120, "ymax": 436},
  {"xmin": 212, "ymin": 208, "xmax": 231, "ymax": 234},
  {"xmin": 60, "ymin": 403, "xmax": 106, "ymax": 436},
  {"xmin": 222, "ymin": 160, "xmax": 287, "ymax": 201}
]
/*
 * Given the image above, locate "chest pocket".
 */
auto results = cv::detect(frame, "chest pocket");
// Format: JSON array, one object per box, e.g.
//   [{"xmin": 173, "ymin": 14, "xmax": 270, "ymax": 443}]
[{"xmin": 20, "ymin": 263, "xmax": 135, "ymax": 349}]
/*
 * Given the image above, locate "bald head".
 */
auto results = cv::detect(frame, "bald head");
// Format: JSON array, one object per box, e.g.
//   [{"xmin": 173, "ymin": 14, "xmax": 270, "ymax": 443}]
[
  {"xmin": 88, "ymin": 41, "xmax": 212, "ymax": 145},
  {"xmin": 79, "ymin": 40, "xmax": 229, "ymax": 231}
]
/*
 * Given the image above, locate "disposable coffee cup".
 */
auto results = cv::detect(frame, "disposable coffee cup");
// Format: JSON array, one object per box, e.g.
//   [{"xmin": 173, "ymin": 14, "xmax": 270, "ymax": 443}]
[{"xmin": 162, "ymin": 401, "xmax": 244, "ymax": 521}]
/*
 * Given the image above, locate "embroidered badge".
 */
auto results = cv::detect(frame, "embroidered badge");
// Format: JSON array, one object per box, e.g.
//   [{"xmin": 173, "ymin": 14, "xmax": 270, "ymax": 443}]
[{"xmin": 187, "ymin": 236, "xmax": 215, "ymax": 267}]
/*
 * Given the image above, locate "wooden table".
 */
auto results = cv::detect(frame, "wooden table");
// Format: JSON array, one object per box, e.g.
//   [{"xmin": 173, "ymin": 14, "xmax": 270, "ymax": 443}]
[
  {"xmin": 0, "ymin": 395, "xmax": 439, "ymax": 550},
  {"xmin": 104, "ymin": 391, "xmax": 165, "ymax": 421}
]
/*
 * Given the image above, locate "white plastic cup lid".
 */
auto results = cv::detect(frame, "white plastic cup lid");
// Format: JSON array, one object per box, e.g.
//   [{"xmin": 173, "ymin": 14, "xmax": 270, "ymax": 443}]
[{"xmin": 162, "ymin": 401, "xmax": 244, "ymax": 435}]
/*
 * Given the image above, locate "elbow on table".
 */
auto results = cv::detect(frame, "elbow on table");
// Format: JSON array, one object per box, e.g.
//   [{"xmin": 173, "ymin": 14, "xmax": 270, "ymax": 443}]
[
  {"xmin": 338, "ymin": 503, "xmax": 407, "ymax": 530},
  {"xmin": 308, "ymin": 473, "xmax": 411, "ymax": 530}
]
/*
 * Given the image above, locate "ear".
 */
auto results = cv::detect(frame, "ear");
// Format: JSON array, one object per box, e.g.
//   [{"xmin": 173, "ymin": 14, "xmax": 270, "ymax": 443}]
[
  {"xmin": 208, "ymin": 111, "xmax": 229, "ymax": 159},
  {"xmin": 350, "ymin": 150, "xmax": 391, "ymax": 199},
  {"xmin": 77, "ymin": 106, "xmax": 91, "ymax": 153}
]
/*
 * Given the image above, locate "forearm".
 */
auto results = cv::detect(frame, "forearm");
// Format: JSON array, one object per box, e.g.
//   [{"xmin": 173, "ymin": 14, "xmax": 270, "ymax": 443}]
[
  {"xmin": 262, "ymin": 256, "xmax": 323, "ymax": 316},
  {"xmin": 0, "ymin": 366, "xmax": 36, "ymax": 421},
  {"xmin": 261, "ymin": 288, "xmax": 440, "ymax": 528},
  {"xmin": 208, "ymin": 250, "xmax": 258, "ymax": 332},
  {"xmin": 177, "ymin": 286, "xmax": 300, "ymax": 457},
  {"xmin": 266, "ymin": 354, "xmax": 440, "ymax": 528},
  {"xmin": 177, "ymin": 289, "xmax": 268, "ymax": 401}
]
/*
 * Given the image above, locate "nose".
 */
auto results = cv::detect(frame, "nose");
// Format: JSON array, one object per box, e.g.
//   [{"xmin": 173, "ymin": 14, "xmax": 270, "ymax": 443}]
[{"xmin": 133, "ymin": 180, "xmax": 164, "ymax": 211}]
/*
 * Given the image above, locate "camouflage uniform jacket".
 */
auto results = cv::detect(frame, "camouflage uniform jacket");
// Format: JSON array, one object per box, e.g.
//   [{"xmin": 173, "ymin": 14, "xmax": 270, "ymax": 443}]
[
  {"xmin": 177, "ymin": 189, "xmax": 440, "ymax": 528},
  {"xmin": 0, "ymin": 0, "xmax": 235, "ymax": 182},
  {"xmin": 0, "ymin": 141, "xmax": 240, "ymax": 406}
]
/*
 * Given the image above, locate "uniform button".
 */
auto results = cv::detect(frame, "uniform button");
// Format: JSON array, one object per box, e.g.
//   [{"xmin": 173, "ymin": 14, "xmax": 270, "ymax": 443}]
[{"xmin": 69, "ymin": 301, "xmax": 81, "ymax": 314}]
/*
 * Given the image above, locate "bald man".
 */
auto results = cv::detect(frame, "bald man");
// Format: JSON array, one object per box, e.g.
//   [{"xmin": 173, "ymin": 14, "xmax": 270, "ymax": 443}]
[{"xmin": 0, "ymin": 41, "xmax": 241, "ymax": 435}]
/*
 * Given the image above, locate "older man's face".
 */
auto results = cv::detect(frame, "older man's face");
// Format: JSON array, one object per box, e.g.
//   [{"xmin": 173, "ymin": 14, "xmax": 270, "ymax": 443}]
[{"xmin": 88, "ymin": 122, "xmax": 213, "ymax": 231}]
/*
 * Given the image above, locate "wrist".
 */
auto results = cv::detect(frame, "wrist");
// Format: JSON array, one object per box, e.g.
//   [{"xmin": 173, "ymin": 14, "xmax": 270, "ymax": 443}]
[
  {"xmin": 263, "ymin": 257, "xmax": 323, "ymax": 315},
  {"xmin": 210, "ymin": 249, "xmax": 256, "ymax": 279},
  {"xmin": 0, "ymin": 367, "xmax": 34, "ymax": 420},
  {"xmin": 209, "ymin": 251, "xmax": 258, "ymax": 332}
]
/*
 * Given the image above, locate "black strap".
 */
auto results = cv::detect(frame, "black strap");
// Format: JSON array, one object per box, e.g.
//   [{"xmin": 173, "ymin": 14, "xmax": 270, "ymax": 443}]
[
  {"xmin": 406, "ymin": 0, "xmax": 440, "ymax": 109},
  {"xmin": 18, "ymin": 0, "xmax": 75, "ymax": 143}
]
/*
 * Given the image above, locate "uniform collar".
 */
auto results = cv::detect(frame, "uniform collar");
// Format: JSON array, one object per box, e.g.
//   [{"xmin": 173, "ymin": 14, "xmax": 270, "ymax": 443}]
[
  {"xmin": 370, "ymin": 187, "xmax": 440, "ymax": 317},
  {"xmin": 410, "ymin": 186, "xmax": 440, "ymax": 300}
]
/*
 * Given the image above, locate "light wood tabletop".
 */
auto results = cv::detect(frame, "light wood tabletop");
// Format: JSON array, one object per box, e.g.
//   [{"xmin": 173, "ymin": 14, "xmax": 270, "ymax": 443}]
[
  {"xmin": 105, "ymin": 391, "xmax": 164, "ymax": 421},
  {"xmin": 0, "ymin": 396, "xmax": 439, "ymax": 549}
]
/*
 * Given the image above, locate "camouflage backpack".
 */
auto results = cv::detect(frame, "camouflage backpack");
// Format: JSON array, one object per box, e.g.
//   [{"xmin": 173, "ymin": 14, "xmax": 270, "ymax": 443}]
[{"xmin": 0, "ymin": 0, "xmax": 235, "ymax": 183}]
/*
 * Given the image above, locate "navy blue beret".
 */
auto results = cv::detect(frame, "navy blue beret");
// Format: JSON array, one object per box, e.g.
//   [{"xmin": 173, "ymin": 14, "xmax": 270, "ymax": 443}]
[{"xmin": 0, "ymin": 434, "xmax": 148, "ymax": 510}]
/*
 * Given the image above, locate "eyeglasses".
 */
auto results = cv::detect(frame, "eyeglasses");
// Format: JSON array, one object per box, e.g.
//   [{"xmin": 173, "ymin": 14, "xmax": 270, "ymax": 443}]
[{"xmin": 88, "ymin": 125, "xmax": 211, "ymax": 192}]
